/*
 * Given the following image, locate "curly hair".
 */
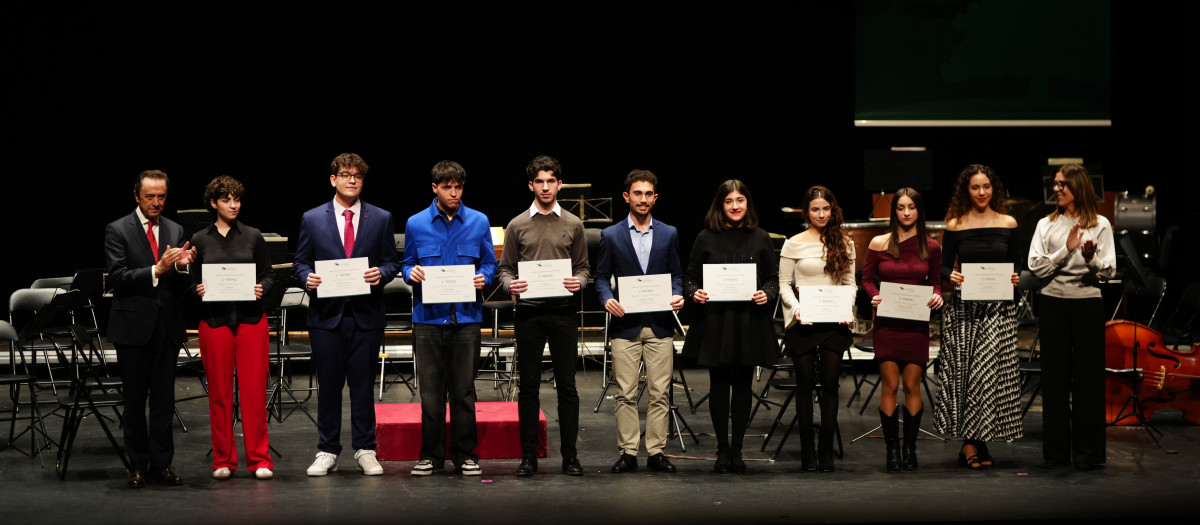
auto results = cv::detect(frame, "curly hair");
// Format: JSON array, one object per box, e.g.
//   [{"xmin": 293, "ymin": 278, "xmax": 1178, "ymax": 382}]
[
  {"xmin": 203, "ymin": 175, "xmax": 245, "ymax": 206},
  {"xmin": 330, "ymin": 153, "xmax": 369, "ymax": 177},
  {"xmin": 803, "ymin": 185, "xmax": 852, "ymax": 281},
  {"xmin": 945, "ymin": 163, "xmax": 1005, "ymax": 222}
]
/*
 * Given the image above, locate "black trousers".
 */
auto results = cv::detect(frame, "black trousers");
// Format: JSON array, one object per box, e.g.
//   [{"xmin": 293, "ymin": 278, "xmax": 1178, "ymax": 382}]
[
  {"xmin": 515, "ymin": 305, "xmax": 579, "ymax": 458},
  {"xmin": 413, "ymin": 323, "xmax": 481, "ymax": 466},
  {"xmin": 116, "ymin": 316, "xmax": 178, "ymax": 471},
  {"xmin": 1038, "ymin": 295, "xmax": 1106, "ymax": 466},
  {"xmin": 310, "ymin": 314, "xmax": 382, "ymax": 455}
]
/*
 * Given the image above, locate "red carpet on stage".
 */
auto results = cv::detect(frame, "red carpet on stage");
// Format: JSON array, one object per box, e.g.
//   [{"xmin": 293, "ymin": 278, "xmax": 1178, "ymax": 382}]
[{"xmin": 375, "ymin": 401, "xmax": 547, "ymax": 461}]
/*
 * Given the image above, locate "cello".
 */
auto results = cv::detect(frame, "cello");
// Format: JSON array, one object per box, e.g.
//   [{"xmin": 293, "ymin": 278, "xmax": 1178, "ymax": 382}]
[{"xmin": 1105, "ymin": 320, "xmax": 1200, "ymax": 425}]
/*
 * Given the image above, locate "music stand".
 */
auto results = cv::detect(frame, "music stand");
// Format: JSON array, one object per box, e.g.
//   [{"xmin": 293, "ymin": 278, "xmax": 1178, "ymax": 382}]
[
  {"xmin": 1105, "ymin": 233, "xmax": 1165, "ymax": 447},
  {"xmin": 14, "ymin": 290, "xmax": 81, "ymax": 454},
  {"xmin": 668, "ymin": 312, "xmax": 699, "ymax": 451}
]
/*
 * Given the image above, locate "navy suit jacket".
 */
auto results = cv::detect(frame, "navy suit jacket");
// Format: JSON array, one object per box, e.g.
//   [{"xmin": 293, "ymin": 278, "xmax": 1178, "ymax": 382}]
[
  {"xmin": 104, "ymin": 210, "xmax": 189, "ymax": 347},
  {"xmin": 293, "ymin": 200, "xmax": 400, "ymax": 331},
  {"xmin": 594, "ymin": 218, "xmax": 683, "ymax": 340}
]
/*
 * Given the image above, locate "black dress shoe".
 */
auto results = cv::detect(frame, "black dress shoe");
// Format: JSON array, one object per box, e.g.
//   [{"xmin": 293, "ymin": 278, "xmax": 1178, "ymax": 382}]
[
  {"xmin": 562, "ymin": 457, "xmax": 583, "ymax": 476},
  {"xmin": 647, "ymin": 453, "xmax": 677, "ymax": 473},
  {"xmin": 611, "ymin": 453, "xmax": 638, "ymax": 473},
  {"xmin": 127, "ymin": 468, "xmax": 147, "ymax": 489},
  {"xmin": 516, "ymin": 456, "xmax": 538, "ymax": 477},
  {"xmin": 818, "ymin": 451, "xmax": 835, "ymax": 473},
  {"xmin": 156, "ymin": 466, "xmax": 184, "ymax": 486}
]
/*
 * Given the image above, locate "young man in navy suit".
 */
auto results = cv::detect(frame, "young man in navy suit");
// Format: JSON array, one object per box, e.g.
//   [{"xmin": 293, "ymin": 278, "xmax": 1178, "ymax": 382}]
[
  {"xmin": 104, "ymin": 169, "xmax": 196, "ymax": 488},
  {"xmin": 593, "ymin": 170, "xmax": 684, "ymax": 474},
  {"xmin": 294, "ymin": 153, "xmax": 400, "ymax": 476}
]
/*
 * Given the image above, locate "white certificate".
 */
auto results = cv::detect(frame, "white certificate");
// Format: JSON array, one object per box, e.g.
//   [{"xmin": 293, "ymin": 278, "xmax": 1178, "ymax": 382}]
[
  {"xmin": 202, "ymin": 263, "xmax": 256, "ymax": 302},
  {"xmin": 961, "ymin": 262, "xmax": 1014, "ymax": 301},
  {"xmin": 421, "ymin": 264, "xmax": 477, "ymax": 304},
  {"xmin": 315, "ymin": 257, "xmax": 371, "ymax": 298},
  {"xmin": 797, "ymin": 285, "xmax": 855, "ymax": 323},
  {"xmin": 876, "ymin": 282, "xmax": 934, "ymax": 322},
  {"xmin": 518, "ymin": 258, "xmax": 573, "ymax": 299},
  {"xmin": 616, "ymin": 273, "xmax": 673, "ymax": 314},
  {"xmin": 703, "ymin": 263, "xmax": 757, "ymax": 302}
]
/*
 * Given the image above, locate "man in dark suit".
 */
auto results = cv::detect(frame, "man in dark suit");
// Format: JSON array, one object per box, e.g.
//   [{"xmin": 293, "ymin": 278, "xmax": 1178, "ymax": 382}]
[
  {"xmin": 104, "ymin": 169, "xmax": 196, "ymax": 488},
  {"xmin": 593, "ymin": 169, "xmax": 684, "ymax": 474},
  {"xmin": 294, "ymin": 153, "xmax": 400, "ymax": 477}
]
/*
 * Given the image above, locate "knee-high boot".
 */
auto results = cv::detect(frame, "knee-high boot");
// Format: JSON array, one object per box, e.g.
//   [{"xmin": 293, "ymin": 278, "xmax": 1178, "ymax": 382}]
[
  {"xmin": 880, "ymin": 408, "xmax": 902, "ymax": 472},
  {"xmin": 901, "ymin": 407, "xmax": 922, "ymax": 471}
]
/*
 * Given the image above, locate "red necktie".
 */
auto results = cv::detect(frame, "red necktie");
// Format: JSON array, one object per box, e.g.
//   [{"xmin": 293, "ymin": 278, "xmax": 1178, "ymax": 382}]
[
  {"xmin": 343, "ymin": 209, "xmax": 355, "ymax": 258},
  {"xmin": 146, "ymin": 220, "xmax": 159, "ymax": 262}
]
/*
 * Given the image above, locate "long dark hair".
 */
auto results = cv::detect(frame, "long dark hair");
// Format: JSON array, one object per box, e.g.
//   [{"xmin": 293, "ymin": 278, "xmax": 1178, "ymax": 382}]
[
  {"xmin": 703, "ymin": 179, "xmax": 759, "ymax": 231},
  {"xmin": 887, "ymin": 187, "xmax": 930, "ymax": 261},
  {"xmin": 945, "ymin": 163, "xmax": 1006, "ymax": 222},
  {"xmin": 802, "ymin": 185, "xmax": 851, "ymax": 281}
]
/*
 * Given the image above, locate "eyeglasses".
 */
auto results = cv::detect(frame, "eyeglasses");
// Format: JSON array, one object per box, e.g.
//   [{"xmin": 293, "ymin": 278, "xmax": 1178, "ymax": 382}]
[
  {"xmin": 336, "ymin": 171, "xmax": 364, "ymax": 181},
  {"xmin": 1051, "ymin": 181, "xmax": 1067, "ymax": 188}
]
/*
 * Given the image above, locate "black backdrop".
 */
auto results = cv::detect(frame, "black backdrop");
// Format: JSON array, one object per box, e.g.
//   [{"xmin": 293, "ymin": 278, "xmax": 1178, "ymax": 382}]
[{"xmin": 3, "ymin": 2, "xmax": 1195, "ymax": 319}]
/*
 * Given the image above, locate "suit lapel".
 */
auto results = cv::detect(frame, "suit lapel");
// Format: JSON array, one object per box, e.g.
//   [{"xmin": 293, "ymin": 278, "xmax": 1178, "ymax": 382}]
[
  {"xmin": 355, "ymin": 203, "xmax": 371, "ymax": 258},
  {"xmin": 323, "ymin": 202, "xmax": 342, "ymax": 256},
  {"xmin": 617, "ymin": 221, "xmax": 643, "ymax": 275},
  {"xmin": 128, "ymin": 211, "xmax": 159, "ymax": 263},
  {"xmin": 646, "ymin": 218, "xmax": 667, "ymax": 273}
]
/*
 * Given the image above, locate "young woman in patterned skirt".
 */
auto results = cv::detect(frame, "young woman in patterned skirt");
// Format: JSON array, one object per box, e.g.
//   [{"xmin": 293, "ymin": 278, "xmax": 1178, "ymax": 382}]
[{"xmin": 932, "ymin": 165, "xmax": 1023, "ymax": 470}]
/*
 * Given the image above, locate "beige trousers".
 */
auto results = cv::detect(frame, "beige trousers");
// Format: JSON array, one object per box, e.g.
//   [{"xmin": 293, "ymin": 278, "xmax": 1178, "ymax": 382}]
[{"xmin": 611, "ymin": 326, "xmax": 674, "ymax": 456}]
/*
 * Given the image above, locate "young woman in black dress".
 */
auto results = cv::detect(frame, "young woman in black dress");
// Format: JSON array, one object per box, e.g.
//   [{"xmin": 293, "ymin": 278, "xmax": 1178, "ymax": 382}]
[{"xmin": 682, "ymin": 180, "xmax": 779, "ymax": 474}]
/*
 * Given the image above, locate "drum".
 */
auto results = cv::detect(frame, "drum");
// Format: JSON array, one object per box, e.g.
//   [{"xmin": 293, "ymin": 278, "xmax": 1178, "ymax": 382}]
[{"xmin": 1114, "ymin": 192, "xmax": 1156, "ymax": 261}]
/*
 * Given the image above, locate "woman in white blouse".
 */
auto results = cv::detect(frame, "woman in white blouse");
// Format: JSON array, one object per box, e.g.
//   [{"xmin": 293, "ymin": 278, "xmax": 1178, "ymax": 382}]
[
  {"xmin": 778, "ymin": 186, "xmax": 855, "ymax": 472},
  {"xmin": 1027, "ymin": 164, "xmax": 1116, "ymax": 470}
]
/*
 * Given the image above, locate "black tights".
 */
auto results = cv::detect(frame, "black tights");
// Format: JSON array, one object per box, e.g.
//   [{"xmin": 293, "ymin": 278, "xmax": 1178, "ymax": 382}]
[
  {"xmin": 793, "ymin": 347, "xmax": 842, "ymax": 442},
  {"xmin": 708, "ymin": 364, "xmax": 755, "ymax": 450}
]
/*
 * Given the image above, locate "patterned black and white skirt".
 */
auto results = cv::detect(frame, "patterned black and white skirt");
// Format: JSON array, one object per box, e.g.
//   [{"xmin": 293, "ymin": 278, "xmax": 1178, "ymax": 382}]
[{"xmin": 932, "ymin": 291, "xmax": 1023, "ymax": 441}]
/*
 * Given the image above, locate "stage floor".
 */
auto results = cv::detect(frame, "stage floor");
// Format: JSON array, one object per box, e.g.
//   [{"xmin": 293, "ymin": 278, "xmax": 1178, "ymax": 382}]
[{"xmin": 2, "ymin": 333, "xmax": 1197, "ymax": 524}]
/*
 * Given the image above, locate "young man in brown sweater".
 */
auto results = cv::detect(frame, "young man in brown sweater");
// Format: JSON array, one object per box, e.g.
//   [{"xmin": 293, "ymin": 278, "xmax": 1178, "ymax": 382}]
[{"xmin": 496, "ymin": 155, "xmax": 590, "ymax": 476}]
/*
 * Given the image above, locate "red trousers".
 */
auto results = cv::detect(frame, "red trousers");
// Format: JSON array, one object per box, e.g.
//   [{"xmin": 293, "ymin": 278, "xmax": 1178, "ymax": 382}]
[{"xmin": 199, "ymin": 315, "xmax": 272, "ymax": 471}]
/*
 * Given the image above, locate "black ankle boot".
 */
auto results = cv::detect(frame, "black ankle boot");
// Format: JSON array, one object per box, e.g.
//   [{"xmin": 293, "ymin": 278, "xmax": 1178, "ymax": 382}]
[
  {"xmin": 817, "ymin": 426, "xmax": 835, "ymax": 472},
  {"xmin": 714, "ymin": 447, "xmax": 730, "ymax": 474},
  {"xmin": 729, "ymin": 447, "xmax": 747, "ymax": 474},
  {"xmin": 799, "ymin": 424, "xmax": 817, "ymax": 471},
  {"xmin": 880, "ymin": 408, "xmax": 901, "ymax": 472},
  {"xmin": 901, "ymin": 407, "xmax": 922, "ymax": 471}
]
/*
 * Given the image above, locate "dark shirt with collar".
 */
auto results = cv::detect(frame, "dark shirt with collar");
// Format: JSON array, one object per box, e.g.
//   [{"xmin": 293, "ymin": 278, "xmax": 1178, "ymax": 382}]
[{"xmin": 189, "ymin": 220, "xmax": 275, "ymax": 329}]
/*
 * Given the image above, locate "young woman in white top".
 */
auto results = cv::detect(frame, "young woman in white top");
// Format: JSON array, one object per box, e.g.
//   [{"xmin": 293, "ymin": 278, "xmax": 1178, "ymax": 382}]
[
  {"xmin": 1027, "ymin": 164, "xmax": 1115, "ymax": 469},
  {"xmin": 778, "ymin": 186, "xmax": 855, "ymax": 472}
]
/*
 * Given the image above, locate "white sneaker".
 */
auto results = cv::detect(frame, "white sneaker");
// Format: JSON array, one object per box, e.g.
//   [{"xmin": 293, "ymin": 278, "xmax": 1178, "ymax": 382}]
[
  {"xmin": 254, "ymin": 468, "xmax": 274, "ymax": 480},
  {"xmin": 307, "ymin": 452, "xmax": 338, "ymax": 476},
  {"xmin": 354, "ymin": 449, "xmax": 384, "ymax": 476},
  {"xmin": 459, "ymin": 459, "xmax": 482, "ymax": 476},
  {"xmin": 411, "ymin": 459, "xmax": 437, "ymax": 476},
  {"xmin": 212, "ymin": 467, "xmax": 231, "ymax": 480}
]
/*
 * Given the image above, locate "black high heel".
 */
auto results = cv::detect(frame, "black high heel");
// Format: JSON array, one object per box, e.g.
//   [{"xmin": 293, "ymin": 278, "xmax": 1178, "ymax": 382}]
[
  {"xmin": 975, "ymin": 440, "xmax": 994, "ymax": 468},
  {"xmin": 958, "ymin": 442, "xmax": 983, "ymax": 470}
]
